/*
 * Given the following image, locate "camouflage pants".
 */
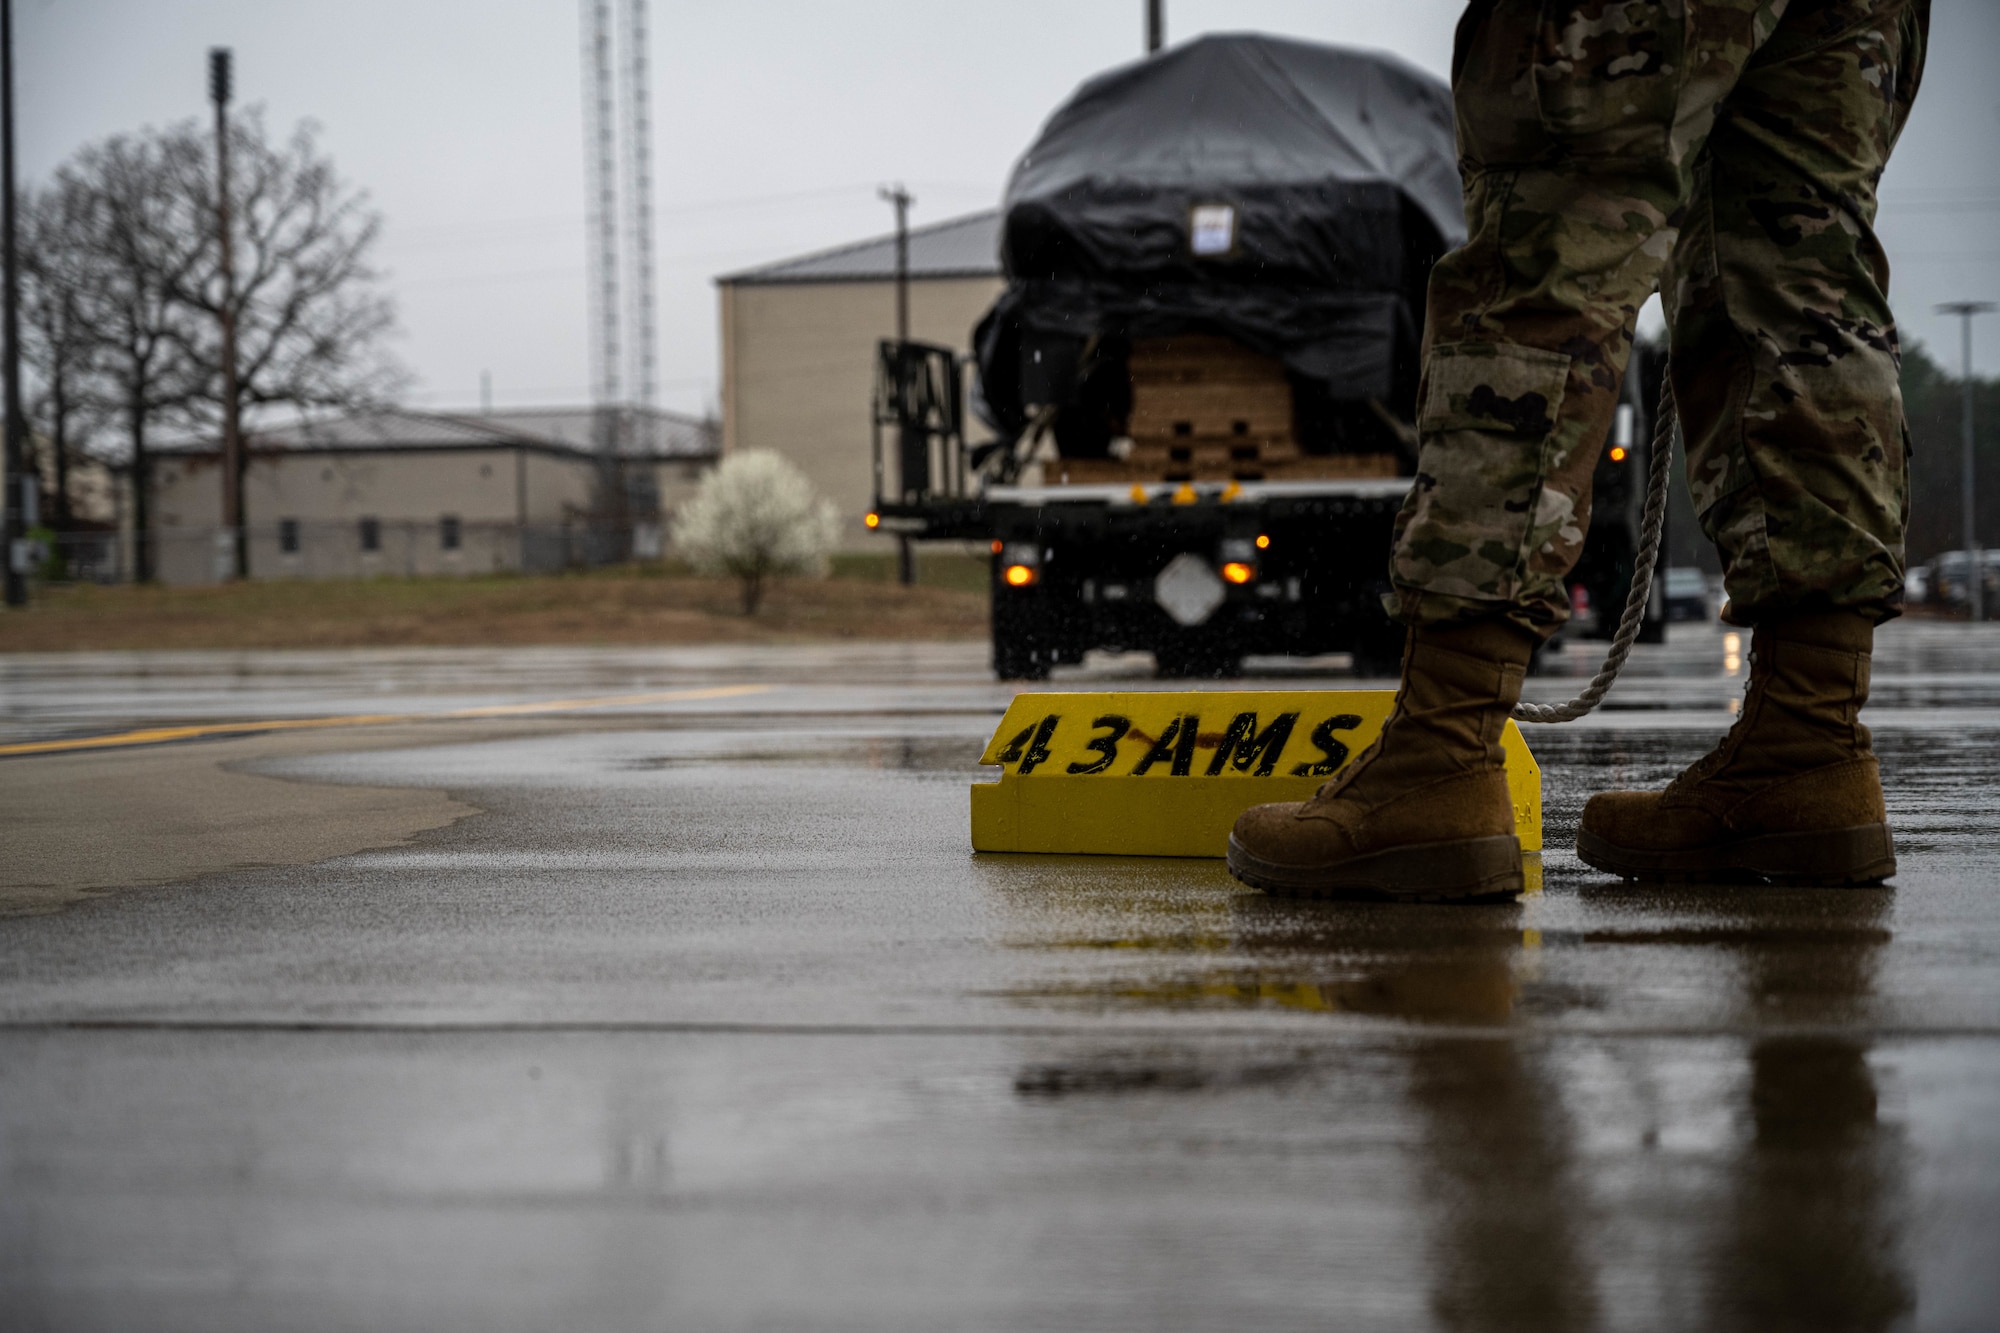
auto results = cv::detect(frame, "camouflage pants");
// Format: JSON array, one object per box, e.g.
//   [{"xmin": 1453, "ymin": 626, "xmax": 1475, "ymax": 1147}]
[{"xmin": 1390, "ymin": 0, "xmax": 1930, "ymax": 636}]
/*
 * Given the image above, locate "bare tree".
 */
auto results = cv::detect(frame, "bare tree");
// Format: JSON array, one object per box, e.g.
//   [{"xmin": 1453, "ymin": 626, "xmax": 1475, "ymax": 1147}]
[
  {"xmin": 167, "ymin": 110, "xmax": 405, "ymax": 435},
  {"xmin": 21, "ymin": 181, "xmax": 105, "ymax": 531},
  {"xmin": 51, "ymin": 133, "xmax": 208, "ymax": 581},
  {"xmin": 21, "ymin": 111, "xmax": 404, "ymax": 580}
]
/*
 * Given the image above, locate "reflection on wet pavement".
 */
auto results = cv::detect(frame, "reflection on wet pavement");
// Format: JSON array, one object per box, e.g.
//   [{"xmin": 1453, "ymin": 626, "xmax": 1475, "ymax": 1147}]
[
  {"xmin": 988, "ymin": 871, "xmax": 1926, "ymax": 1329},
  {"xmin": 1719, "ymin": 1034, "xmax": 1912, "ymax": 1331},
  {"xmin": 971, "ymin": 703, "xmax": 1969, "ymax": 1327}
]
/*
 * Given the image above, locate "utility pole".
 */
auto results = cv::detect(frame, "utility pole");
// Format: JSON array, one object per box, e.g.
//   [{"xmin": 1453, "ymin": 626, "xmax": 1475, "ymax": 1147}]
[
  {"xmin": 879, "ymin": 184, "xmax": 914, "ymax": 584},
  {"xmin": 1146, "ymin": 0, "xmax": 1164, "ymax": 54},
  {"xmin": 1940, "ymin": 301, "xmax": 1995, "ymax": 622},
  {"xmin": 879, "ymin": 183, "xmax": 911, "ymax": 345},
  {"xmin": 1, "ymin": 0, "xmax": 24, "ymax": 607},
  {"xmin": 211, "ymin": 47, "xmax": 246, "ymax": 580}
]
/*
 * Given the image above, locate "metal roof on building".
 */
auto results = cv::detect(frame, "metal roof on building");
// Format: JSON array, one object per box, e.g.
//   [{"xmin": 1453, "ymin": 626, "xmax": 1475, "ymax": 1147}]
[
  {"xmin": 718, "ymin": 209, "xmax": 1001, "ymax": 286},
  {"xmin": 468, "ymin": 407, "xmax": 718, "ymax": 458},
  {"xmin": 157, "ymin": 406, "xmax": 718, "ymax": 460},
  {"xmin": 246, "ymin": 410, "xmax": 519, "ymax": 451}
]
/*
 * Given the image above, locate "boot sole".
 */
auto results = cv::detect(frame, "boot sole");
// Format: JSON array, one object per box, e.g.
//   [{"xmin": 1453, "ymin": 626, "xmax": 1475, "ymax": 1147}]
[
  {"xmin": 1226, "ymin": 833, "xmax": 1524, "ymax": 902},
  {"xmin": 1575, "ymin": 822, "xmax": 1896, "ymax": 887}
]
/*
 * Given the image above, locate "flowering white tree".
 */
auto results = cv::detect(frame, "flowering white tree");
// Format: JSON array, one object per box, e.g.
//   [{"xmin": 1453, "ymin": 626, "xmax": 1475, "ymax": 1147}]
[{"xmin": 675, "ymin": 450, "xmax": 841, "ymax": 614}]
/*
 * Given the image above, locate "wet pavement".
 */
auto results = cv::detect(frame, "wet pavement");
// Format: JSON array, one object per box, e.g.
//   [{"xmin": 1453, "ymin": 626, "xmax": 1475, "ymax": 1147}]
[{"xmin": 2, "ymin": 620, "xmax": 1998, "ymax": 1330}]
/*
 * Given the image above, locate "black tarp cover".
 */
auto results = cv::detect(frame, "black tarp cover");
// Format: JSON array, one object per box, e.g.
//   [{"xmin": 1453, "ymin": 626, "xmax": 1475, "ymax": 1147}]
[{"xmin": 975, "ymin": 33, "xmax": 1464, "ymax": 437}]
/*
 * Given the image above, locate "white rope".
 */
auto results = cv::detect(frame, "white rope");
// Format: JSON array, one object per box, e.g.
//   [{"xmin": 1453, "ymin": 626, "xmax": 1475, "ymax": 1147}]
[{"xmin": 1511, "ymin": 369, "xmax": 1676, "ymax": 724}]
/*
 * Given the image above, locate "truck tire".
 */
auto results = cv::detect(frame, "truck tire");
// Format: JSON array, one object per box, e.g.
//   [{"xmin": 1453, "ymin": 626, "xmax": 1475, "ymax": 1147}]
[
  {"xmin": 992, "ymin": 589, "xmax": 1059, "ymax": 680},
  {"xmin": 994, "ymin": 643, "xmax": 1052, "ymax": 681}
]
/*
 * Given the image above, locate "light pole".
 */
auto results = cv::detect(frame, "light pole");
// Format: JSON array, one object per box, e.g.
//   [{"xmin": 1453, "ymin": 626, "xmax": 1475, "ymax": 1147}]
[
  {"xmin": 1147, "ymin": 0, "xmax": 1164, "ymax": 54},
  {"xmin": 879, "ymin": 184, "xmax": 914, "ymax": 585},
  {"xmin": 1938, "ymin": 301, "xmax": 1995, "ymax": 622},
  {"xmin": 1, "ymin": 0, "xmax": 25, "ymax": 608},
  {"xmin": 211, "ymin": 47, "xmax": 246, "ymax": 580}
]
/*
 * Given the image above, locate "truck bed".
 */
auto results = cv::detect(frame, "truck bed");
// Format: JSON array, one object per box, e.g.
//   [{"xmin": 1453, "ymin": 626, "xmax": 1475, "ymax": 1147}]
[{"xmin": 985, "ymin": 477, "xmax": 1414, "ymax": 506}]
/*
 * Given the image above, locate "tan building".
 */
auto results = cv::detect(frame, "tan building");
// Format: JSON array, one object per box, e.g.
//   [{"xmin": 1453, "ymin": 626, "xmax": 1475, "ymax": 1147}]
[
  {"xmin": 717, "ymin": 210, "xmax": 1003, "ymax": 548},
  {"xmin": 138, "ymin": 406, "xmax": 715, "ymax": 585}
]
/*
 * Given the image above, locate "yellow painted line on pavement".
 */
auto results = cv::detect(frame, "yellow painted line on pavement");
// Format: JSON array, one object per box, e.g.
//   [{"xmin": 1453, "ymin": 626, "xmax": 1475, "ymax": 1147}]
[{"xmin": 0, "ymin": 684, "xmax": 773, "ymax": 759}]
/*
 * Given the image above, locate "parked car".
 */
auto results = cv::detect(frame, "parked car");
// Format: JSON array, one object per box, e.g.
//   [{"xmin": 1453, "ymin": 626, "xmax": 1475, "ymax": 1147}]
[{"xmin": 1924, "ymin": 549, "xmax": 2000, "ymax": 610}]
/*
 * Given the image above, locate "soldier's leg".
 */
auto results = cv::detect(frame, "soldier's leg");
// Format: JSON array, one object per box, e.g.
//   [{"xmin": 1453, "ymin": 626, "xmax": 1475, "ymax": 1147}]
[
  {"xmin": 1578, "ymin": 0, "xmax": 1931, "ymax": 885},
  {"xmin": 1390, "ymin": 0, "xmax": 1781, "ymax": 639},
  {"xmin": 1231, "ymin": 0, "xmax": 1773, "ymax": 899},
  {"xmin": 1668, "ymin": 0, "xmax": 1927, "ymax": 625}
]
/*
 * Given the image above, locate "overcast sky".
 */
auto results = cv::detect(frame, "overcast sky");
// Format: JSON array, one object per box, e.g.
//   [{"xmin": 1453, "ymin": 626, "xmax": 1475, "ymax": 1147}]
[{"xmin": 19, "ymin": 0, "xmax": 2000, "ymax": 420}]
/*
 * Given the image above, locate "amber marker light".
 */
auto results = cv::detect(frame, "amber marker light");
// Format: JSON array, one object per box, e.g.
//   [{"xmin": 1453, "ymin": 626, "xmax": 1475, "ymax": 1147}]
[
  {"xmin": 1220, "ymin": 561, "xmax": 1256, "ymax": 585},
  {"xmin": 990, "ymin": 539, "xmax": 1004, "ymax": 554},
  {"xmin": 1004, "ymin": 564, "xmax": 1038, "ymax": 587},
  {"xmin": 1608, "ymin": 446, "xmax": 1628, "ymax": 462},
  {"xmin": 864, "ymin": 512, "xmax": 881, "ymax": 529},
  {"xmin": 1255, "ymin": 533, "xmax": 1271, "ymax": 550}
]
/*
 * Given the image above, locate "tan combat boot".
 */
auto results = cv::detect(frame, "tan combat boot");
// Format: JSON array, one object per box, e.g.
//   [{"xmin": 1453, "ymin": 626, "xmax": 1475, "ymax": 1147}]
[
  {"xmin": 1577, "ymin": 610, "xmax": 1895, "ymax": 885},
  {"xmin": 1227, "ymin": 619, "xmax": 1535, "ymax": 900}
]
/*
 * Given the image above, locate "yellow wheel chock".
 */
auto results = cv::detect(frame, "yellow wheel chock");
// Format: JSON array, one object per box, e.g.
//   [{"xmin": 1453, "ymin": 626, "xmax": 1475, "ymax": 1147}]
[{"xmin": 971, "ymin": 690, "xmax": 1540, "ymax": 857}]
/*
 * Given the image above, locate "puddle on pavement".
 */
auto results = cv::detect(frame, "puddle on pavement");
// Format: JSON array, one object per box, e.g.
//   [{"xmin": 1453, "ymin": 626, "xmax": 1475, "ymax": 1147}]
[
  {"xmin": 988, "ymin": 851, "xmax": 1906, "ymax": 1027},
  {"xmin": 987, "ymin": 842, "xmax": 1921, "ymax": 1328},
  {"xmin": 987, "ymin": 870, "xmax": 1557, "ymax": 1025}
]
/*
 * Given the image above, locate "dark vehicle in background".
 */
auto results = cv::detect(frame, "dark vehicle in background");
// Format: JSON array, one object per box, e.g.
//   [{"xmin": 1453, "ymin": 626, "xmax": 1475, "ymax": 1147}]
[
  {"xmin": 1917, "ymin": 549, "xmax": 2000, "ymax": 612},
  {"xmin": 1663, "ymin": 567, "xmax": 1716, "ymax": 622},
  {"xmin": 871, "ymin": 35, "xmax": 1663, "ymax": 679}
]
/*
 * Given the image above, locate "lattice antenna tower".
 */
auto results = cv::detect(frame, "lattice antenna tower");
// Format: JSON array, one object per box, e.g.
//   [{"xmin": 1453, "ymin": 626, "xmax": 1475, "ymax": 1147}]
[
  {"xmin": 581, "ymin": 0, "xmax": 620, "ymax": 415},
  {"xmin": 622, "ymin": 0, "xmax": 658, "ymax": 409}
]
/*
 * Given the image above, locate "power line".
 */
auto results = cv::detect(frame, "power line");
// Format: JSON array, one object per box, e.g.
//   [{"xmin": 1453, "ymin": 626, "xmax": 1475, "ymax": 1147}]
[
  {"xmin": 392, "ymin": 238, "xmax": 802, "ymax": 291},
  {"xmin": 378, "ymin": 182, "xmax": 999, "ymax": 248}
]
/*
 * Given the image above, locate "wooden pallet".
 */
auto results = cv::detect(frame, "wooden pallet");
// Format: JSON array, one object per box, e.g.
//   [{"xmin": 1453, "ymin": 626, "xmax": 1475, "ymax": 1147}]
[
  {"xmin": 1126, "ymin": 334, "xmax": 1296, "ymax": 443},
  {"xmin": 1041, "ymin": 334, "xmax": 1402, "ymax": 486}
]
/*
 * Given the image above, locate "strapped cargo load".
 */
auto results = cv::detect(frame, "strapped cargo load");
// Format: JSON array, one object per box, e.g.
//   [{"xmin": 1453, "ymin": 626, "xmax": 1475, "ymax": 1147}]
[{"xmin": 973, "ymin": 34, "xmax": 1465, "ymax": 476}]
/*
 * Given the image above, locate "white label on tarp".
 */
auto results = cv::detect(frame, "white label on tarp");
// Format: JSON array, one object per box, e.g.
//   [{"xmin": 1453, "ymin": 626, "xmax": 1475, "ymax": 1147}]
[{"xmin": 1190, "ymin": 203, "xmax": 1236, "ymax": 256}]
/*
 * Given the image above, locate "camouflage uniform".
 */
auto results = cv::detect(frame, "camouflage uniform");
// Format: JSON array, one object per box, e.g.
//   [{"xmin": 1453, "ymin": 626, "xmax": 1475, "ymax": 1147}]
[{"xmin": 1390, "ymin": 0, "xmax": 1930, "ymax": 637}]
